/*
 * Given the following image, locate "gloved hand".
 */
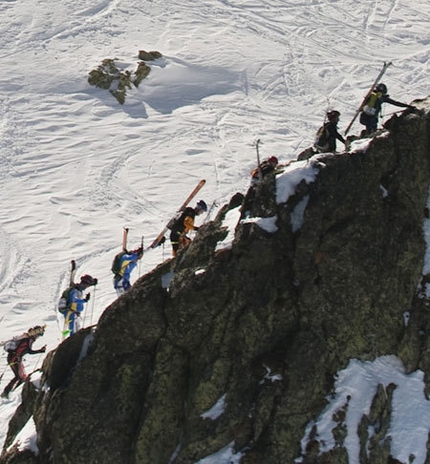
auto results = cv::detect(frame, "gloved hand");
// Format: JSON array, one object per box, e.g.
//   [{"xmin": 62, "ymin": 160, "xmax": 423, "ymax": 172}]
[
  {"xmin": 93, "ymin": 278, "xmax": 98, "ymax": 285},
  {"xmin": 39, "ymin": 345, "xmax": 47, "ymax": 353},
  {"xmin": 85, "ymin": 293, "xmax": 91, "ymax": 302}
]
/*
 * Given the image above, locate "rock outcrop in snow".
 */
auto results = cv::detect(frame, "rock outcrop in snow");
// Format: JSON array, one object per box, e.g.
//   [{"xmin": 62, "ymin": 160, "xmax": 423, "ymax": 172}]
[{"xmin": 2, "ymin": 99, "xmax": 430, "ymax": 464}]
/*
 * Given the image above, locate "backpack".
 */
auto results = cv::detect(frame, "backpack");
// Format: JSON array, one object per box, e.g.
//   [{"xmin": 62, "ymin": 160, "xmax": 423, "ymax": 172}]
[
  {"xmin": 314, "ymin": 123, "xmax": 329, "ymax": 150},
  {"xmin": 3, "ymin": 336, "xmax": 24, "ymax": 353},
  {"xmin": 58, "ymin": 286, "xmax": 74, "ymax": 314},
  {"xmin": 252, "ymin": 161, "xmax": 268, "ymax": 178},
  {"xmin": 111, "ymin": 252, "xmax": 125, "ymax": 276},
  {"xmin": 167, "ymin": 208, "xmax": 194, "ymax": 232},
  {"xmin": 362, "ymin": 92, "xmax": 381, "ymax": 116}
]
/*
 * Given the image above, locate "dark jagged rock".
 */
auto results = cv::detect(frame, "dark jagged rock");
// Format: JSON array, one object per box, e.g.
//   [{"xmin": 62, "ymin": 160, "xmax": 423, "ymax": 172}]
[
  {"xmin": 2, "ymin": 101, "xmax": 430, "ymax": 463},
  {"xmin": 138, "ymin": 50, "xmax": 163, "ymax": 61},
  {"xmin": 0, "ymin": 447, "xmax": 38, "ymax": 464},
  {"xmin": 2, "ymin": 381, "xmax": 38, "ymax": 452}
]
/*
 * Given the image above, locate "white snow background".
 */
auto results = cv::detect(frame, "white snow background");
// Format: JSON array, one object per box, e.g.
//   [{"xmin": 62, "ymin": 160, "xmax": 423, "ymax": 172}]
[{"xmin": 0, "ymin": 0, "xmax": 429, "ymax": 462}]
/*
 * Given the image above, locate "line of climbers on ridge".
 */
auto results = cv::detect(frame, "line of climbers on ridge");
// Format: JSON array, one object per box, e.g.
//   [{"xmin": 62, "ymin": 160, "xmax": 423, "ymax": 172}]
[
  {"xmin": 0, "ymin": 197, "xmax": 212, "ymax": 399},
  {"xmin": 0, "ymin": 81, "xmax": 418, "ymax": 401},
  {"xmin": 55, "ymin": 200, "xmax": 209, "ymax": 337},
  {"xmin": 55, "ymin": 199, "xmax": 209, "ymax": 339},
  {"xmin": 60, "ymin": 82, "xmax": 419, "ymax": 335},
  {"xmin": 299, "ymin": 82, "xmax": 416, "ymax": 160},
  {"xmin": 0, "ymin": 198, "xmax": 207, "ymax": 399},
  {"xmin": 111, "ymin": 197, "xmax": 208, "ymax": 291}
]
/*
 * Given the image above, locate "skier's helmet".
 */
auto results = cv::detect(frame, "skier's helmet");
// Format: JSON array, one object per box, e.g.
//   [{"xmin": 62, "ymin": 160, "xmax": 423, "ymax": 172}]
[
  {"xmin": 133, "ymin": 247, "xmax": 144, "ymax": 258},
  {"xmin": 268, "ymin": 156, "xmax": 278, "ymax": 165},
  {"xmin": 80, "ymin": 275, "xmax": 96, "ymax": 286},
  {"xmin": 196, "ymin": 200, "xmax": 208, "ymax": 212},
  {"xmin": 28, "ymin": 325, "xmax": 46, "ymax": 338},
  {"xmin": 327, "ymin": 110, "xmax": 341, "ymax": 121},
  {"xmin": 376, "ymin": 83, "xmax": 387, "ymax": 94}
]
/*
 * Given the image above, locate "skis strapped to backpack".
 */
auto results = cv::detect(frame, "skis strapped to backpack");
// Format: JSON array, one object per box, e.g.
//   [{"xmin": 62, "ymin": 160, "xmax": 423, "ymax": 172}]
[
  {"xmin": 61, "ymin": 260, "xmax": 78, "ymax": 339},
  {"xmin": 111, "ymin": 228, "xmax": 129, "ymax": 276},
  {"xmin": 344, "ymin": 61, "xmax": 392, "ymax": 135},
  {"xmin": 111, "ymin": 227, "xmax": 132, "ymax": 276},
  {"xmin": 58, "ymin": 260, "xmax": 76, "ymax": 315},
  {"xmin": 254, "ymin": 139, "xmax": 263, "ymax": 182},
  {"xmin": 147, "ymin": 179, "xmax": 206, "ymax": 250},
  {"xmin": 122, "ymin": 227, "xmax": 129, "ymax": 252},
  {"xmin": 70, "ymin": 259, "xmax": 76, "ymax": 285}
]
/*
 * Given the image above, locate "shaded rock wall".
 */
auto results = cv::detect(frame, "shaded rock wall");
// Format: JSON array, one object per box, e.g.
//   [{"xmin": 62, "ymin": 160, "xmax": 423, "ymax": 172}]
[{"xmin": 2, "ymin": 99, "xmax": 430, "ymax": 464}]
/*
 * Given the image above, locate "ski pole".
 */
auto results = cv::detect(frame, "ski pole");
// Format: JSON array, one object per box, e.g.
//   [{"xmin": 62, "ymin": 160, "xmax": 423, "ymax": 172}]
[
  {"xmin": 381, "ymin": 109, "xmax": 409, "ymax": 117},
  {"xmin": 90, "ymin": 285, "xmax": 97, "ymax": 326},
  {"xmin": 138, "ymin": 235, "xmax": 144, "ymax": 276},
  {"xmin": 203, "ymin": 200, "xmax": 218, "ymax": 223},
  {"xmin": 0, "ymin": 362, "xmax": 9, "ymax": 384},
  {"xmin": 254, "ymin": 139, "xmax": 263, "ymax": 181}
]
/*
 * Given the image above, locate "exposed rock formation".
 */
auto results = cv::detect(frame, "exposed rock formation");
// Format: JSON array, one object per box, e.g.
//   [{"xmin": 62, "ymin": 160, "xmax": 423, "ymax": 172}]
[{"xmin": 2, "ymin": 99, "xmax": 430, "ymax": 463}]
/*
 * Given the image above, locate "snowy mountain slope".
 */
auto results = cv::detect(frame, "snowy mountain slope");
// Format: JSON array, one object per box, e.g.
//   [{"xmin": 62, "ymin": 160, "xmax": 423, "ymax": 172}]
[{"xmin": 0, "ymin": 0, "xmax": 429, "ymax": 458}]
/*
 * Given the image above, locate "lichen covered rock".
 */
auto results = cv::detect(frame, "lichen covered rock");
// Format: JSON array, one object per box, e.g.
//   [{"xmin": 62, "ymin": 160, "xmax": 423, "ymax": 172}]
[{"xmin": 88, "ymin": 50, "xmax": 162, "ymax": 104}]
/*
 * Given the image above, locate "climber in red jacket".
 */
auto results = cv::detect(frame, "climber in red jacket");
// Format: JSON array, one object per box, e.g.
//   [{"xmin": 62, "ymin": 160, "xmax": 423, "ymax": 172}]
[{"xmin": 1, "ymin": 325, "xmax": 46, "ymax": 399}]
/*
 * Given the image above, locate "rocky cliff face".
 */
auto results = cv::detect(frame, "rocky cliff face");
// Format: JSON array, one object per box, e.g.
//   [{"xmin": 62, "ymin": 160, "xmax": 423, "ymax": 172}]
[{"xmin": 2, "ymin": 99, "xmax": 430, "ymax": 464}]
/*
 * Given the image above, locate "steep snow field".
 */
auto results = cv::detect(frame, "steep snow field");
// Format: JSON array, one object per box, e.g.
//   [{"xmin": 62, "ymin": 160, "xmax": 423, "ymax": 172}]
[{"xmin": 0, "ymin": 0, "xmax": 429, "ymax": 461}]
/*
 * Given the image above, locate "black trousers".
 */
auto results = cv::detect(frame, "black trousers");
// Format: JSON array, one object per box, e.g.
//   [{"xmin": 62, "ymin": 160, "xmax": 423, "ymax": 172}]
[{"xmin": 2, "ymin": 354, "xmax": 25, "ymax": 396}]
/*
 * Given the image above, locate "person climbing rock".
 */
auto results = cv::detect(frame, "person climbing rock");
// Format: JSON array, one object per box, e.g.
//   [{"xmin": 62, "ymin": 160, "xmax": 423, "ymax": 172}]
[
  {"xmin": 314, "ymin": 110, "xmax": 346, "ymax": 153},
  {"xmin": 1, "ymin": 325, "xmax": 46, "ymax": 399},
  {"xmin": 169, "ymin": 200, "xmax": 207, "ymax": 256},
  {"xmin": 59, "ymin": 274, "xmax": 98, "ymax": 338},
  {"xmin": 112, "ymin": 247, "xmax": 143, "ymax": 296},
  {"xmin": 359, "ymin": 83, "xmax": 415, "ymax": 135}
]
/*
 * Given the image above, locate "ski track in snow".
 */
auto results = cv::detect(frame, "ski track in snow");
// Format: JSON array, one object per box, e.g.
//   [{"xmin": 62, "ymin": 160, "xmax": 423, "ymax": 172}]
[{"xmin": 0, "ymin": 0, "xmax": 429, "ymax": 457}]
